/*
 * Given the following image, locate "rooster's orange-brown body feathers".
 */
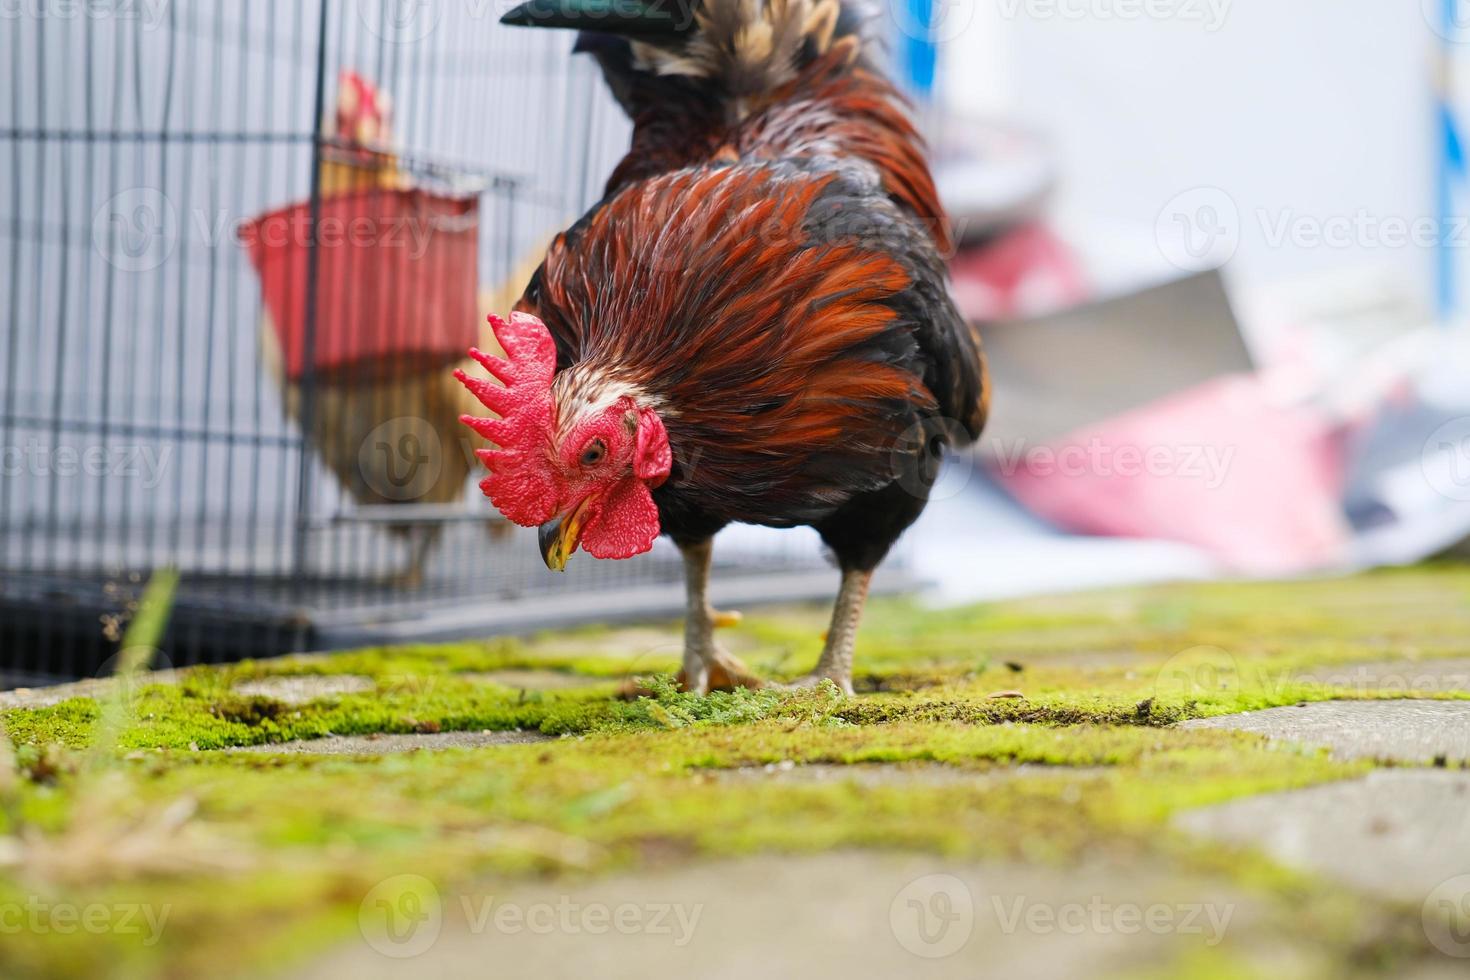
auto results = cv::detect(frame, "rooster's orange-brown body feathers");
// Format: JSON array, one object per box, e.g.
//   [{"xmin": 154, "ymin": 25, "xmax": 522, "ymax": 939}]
[{"xmin": 469, "ymin": 0, "xmax": 987, "ymax": 575}]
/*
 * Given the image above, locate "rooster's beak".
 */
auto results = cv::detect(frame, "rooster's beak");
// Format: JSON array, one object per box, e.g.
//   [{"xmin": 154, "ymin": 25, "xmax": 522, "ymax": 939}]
[{"xmin": 538, "ymin": 497, "xmax": 592, "ymax": 572}]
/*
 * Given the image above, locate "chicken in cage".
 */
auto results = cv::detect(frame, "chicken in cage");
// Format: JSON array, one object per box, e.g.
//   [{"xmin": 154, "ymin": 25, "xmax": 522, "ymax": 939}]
[{"xmin": 243, "ymin": 70, "xmax": 528, "ymax": 585}]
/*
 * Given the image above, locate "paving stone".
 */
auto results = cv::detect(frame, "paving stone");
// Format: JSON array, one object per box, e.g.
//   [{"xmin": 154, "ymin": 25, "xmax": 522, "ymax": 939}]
[
  {"xmin": 293, "ymin": 852, "xmax": 1298, "ymax": 980},
  {"xmin": 1179, "ymin": 700, "xmax": 1470, "ymax": 763},
  {"xmin": 1, "ymin": 671, "xmax": 380, "ymax": 709},
  {"xmin": 228, "ymin": 730, "xmax": 553, "ymax": 755},
  {"xmin": 0, "ymin": 665, "xmax": 599, "ymax": 709},
  {"xmin": 0, "ymin": 671, "xmax": 180, "ymax": 709},
  {"xmin": 232, "ymin": 675, "xmax": 376, "ymax": 704},
  {"xmin": 1176, "ymin": 770, "xmax": 1470, "ymax": 904}
]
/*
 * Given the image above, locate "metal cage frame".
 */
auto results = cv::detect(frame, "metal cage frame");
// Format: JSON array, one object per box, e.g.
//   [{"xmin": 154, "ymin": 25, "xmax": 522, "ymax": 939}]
[{"xmin": 0, "ymin": 1, "xmax": 848, "ymax": 682}]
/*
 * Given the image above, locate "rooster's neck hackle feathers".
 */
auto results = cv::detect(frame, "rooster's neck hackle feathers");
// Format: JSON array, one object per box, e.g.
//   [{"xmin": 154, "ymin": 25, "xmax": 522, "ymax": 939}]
[
  {"xmin": 551, "ymin": 365, "xmax": 660, "ymax": 439},
  {"xmin": 522, "ymin": 164, "xmax": 956, "ymax": 525},
  {"xmin": 632, "ymin": 0, "xmax": 846, "ymax": 118},
  {"xmin": 598, "ymin": 8, "xmax": 949, "ymax": 252}
]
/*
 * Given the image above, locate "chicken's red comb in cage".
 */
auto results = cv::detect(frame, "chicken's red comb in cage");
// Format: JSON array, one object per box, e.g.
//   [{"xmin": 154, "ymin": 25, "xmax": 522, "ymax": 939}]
[
  {"xmin": 336, "ymin": 70, "xmax": 391, "ymax": 144},
  {"xmin": 455, "ymin": 313, "xmax": 561, "ymax": 527}
]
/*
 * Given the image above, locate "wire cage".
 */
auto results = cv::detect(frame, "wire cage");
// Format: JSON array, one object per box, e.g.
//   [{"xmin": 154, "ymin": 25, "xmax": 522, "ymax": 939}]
[{"xmin": 0, "ymin": 1, "xmax": 841, "ymax": 683}]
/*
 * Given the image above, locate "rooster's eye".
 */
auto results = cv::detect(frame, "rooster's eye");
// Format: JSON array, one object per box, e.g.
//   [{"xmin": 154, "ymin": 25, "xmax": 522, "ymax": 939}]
[{"xmin": 579, "ymin": 439, "xmax": 607, "ymax": 467}]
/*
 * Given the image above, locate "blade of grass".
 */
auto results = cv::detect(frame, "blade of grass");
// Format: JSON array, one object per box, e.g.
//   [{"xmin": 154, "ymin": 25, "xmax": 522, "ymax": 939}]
[
  {"xmin": 0, "ymin": 722, "xmax": 14, "ymax": 801},
  {"xmin": 91, "ymin": 568, "xmax": 179, "ymax": 763}
]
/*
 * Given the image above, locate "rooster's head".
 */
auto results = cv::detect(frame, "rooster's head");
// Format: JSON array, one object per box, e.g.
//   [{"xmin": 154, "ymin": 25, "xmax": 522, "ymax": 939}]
[{"xmin": 456, "ymin": 313, "xmax": 671, "ymax": 570}]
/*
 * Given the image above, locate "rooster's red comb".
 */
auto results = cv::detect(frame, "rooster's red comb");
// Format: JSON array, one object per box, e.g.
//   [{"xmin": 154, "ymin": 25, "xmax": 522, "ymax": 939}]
[{"xmin": 455, "ymin": 312, "xmax": 559, "ymax": 527}]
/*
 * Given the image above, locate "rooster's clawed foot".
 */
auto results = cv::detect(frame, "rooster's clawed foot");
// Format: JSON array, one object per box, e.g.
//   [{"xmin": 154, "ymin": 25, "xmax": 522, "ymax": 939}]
[{"xmin": 677, "ymin": 648, "xmax": 764, "ymax": 694}]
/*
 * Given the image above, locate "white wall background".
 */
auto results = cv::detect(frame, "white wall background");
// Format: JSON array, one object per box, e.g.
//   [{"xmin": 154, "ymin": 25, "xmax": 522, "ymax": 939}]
[{"xmin": 939, "ymin": 1, "xmax": 1440, "ymax": 305}]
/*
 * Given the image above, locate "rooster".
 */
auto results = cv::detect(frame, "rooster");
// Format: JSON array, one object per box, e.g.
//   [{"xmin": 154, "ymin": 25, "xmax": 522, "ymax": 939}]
[{"xmin": 458, "ymin": 0, "xmax": 988, "ymax": 694}]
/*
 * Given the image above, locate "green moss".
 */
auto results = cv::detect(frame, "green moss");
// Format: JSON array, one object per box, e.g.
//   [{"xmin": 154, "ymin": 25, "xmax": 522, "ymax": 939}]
[
  {"xmin": 2, "ymin": 567, "xmax": 1468, "ymax": 978},
  {"xmin": 3, "ymin": 697, "xmax": 101, "ymax": 749}
]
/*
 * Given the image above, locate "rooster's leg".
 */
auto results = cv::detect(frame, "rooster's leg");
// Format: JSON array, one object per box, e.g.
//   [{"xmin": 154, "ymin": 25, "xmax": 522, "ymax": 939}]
[
  {"xmin": 787, "ymin": 567, "xmax": 871, "ymax": 696},
  {"xmin": 677, "ymin": 539, "xmax": 761, "ymax": 694}
]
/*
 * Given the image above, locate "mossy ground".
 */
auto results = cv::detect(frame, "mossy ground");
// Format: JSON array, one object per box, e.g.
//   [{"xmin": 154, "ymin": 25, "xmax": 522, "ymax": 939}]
[{"xmin": 3, "ymin": 565, "xmax": 1469, "ymax": 978}]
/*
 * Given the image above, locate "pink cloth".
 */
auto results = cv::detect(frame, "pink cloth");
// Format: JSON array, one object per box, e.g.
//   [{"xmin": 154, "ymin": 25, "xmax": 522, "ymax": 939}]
[
  {"xmin": 989, "ymin": 374, "xmax": 1350, "ymax": 573},
  {"xmin": 949, "ymin": 223, "xmax": 1087, "ymax": 322}
]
